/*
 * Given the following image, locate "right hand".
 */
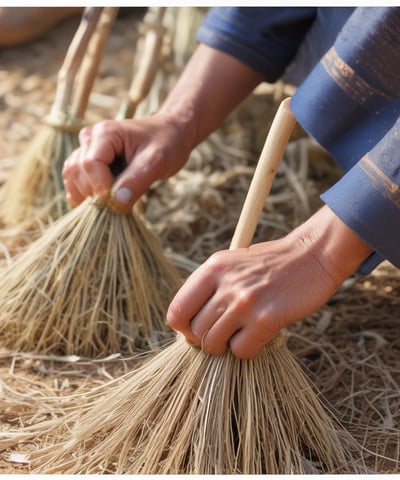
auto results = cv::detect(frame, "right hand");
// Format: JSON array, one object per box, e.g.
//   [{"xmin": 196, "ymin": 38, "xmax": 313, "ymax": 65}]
[
  {"xmin": 62, "ymin": 113, "xmax": 192, "ymax": 212},
  {"xmin": 166, "ymin": 205, "xmax": 373, "ymax": 359}
]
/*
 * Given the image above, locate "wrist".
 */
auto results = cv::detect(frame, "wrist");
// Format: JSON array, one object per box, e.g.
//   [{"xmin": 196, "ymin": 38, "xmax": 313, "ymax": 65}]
[
  {"xmin": 157, "ymin": 97, "xmax": 199, "ymax": 153},
  {"xmin": 291, "ymin": 205, "xmax": 373, "ymax": 284}
]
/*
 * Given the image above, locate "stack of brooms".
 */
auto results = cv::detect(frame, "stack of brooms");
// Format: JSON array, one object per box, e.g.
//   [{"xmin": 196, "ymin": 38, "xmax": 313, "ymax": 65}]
[
  {"xmin": 0, "ymin": 7, "xmax": 103, "ymax": 234},
  {"xmin": 0, "ymin": 98, "xmax": 369, "ymax": 474},
  {"xmin": 0, "ymin": 6, "xmax": 182, "ymax": 358}
]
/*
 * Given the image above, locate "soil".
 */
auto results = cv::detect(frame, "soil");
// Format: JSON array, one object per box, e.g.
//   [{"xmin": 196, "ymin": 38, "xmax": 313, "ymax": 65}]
[{"xmin": 0, "ymin": 7, "xmax": 398, "ymax": 475}]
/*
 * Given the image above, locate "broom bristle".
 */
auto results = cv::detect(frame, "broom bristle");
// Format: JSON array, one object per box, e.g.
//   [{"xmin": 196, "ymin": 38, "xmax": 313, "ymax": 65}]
[
  {"xmin": 0, "ymin": 197, "xmax": 182, "ymax": 357},
  {"xmin": 0, "ymin": 334, "xmax": 368, "ymax": 474},
  {"xmin": 0, "ymin": 114, "xmax": 81, "ymax": 228}
]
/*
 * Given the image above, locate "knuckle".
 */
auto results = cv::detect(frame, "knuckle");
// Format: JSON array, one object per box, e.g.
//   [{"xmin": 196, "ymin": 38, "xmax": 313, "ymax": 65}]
[
  {"xmin": 254, "ymin": 314, "xmax": 268, "ymax": 333},
  {"xmin": 65, "ymin": 192, "xmax": 78, "ymax": 207},
  {"xmin": 206, "ymin": 251, "xmax": 227, "ymax": 274},
  {"xmin": 91, "ymin": 119, "xmax": 115, "ymax": 137},
  {"xmin": 234, "ymin": 288, "xmax": 256, "ymax": 311}
]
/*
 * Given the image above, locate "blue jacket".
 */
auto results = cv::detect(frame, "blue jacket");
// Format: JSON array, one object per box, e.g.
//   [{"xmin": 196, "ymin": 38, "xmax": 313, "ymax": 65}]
[{"xmin": 197, "ymin": 7, "xmax": 400, "ymax": 273}]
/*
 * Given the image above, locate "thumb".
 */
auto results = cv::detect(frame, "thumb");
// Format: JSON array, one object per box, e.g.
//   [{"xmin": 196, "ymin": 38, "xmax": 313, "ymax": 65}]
[{"xmin": 109, "ymin": 150, "xmax": 162, "ymax": 213}]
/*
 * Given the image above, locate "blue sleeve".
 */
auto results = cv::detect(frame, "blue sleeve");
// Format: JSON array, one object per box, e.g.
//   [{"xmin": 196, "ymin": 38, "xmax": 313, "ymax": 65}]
[
  {"xmin": 291, "ymin": 7, "xmax": 400, "ymax": 273},
  {"xmin": 196, "ymin": 7, "xmax": 317, "ymax": 82},
  {"xmin": 321, "ymin": 118, "xmax": 400, "ymax": 273}
]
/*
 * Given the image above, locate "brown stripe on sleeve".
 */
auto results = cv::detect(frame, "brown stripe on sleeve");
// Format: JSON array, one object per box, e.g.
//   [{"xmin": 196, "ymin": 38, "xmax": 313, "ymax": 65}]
[
  {"xmin": 321, "ymin": 47, "xmax": 394, "ymax": 113},
  {"xmin": 359, "ymin": 154, "xmax": 400, "ymax": 207}
]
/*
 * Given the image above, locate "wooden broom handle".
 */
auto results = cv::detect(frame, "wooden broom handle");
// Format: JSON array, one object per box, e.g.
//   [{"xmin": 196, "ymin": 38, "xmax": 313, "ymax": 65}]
[
  {"xmin": 72, "ymin": 7, "xmax": 119, "ymax": 119},
  {"xmin": 118, "ymin": 7, "xmax": 166, "ymax": 119},
  {"xmin": 230, "ymin": 98, "xmax": 296, "ymax": 250},
  {"xmin": 51, "ymin": 7, "xmax": 103, "ymax": 114}
]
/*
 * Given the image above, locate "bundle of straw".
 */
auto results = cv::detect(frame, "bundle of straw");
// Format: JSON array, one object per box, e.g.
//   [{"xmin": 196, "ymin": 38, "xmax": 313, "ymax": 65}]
[
  {"xmin": 0, "ymin": 99, "xmax": 367, "ymax": 473},
  {"xmin": 0, "ymin": 7, "xmax": 103, "ymax": 229},
  {"xmin": 0, "ymin": 194, "xmax": 182, "ymax": 357}
]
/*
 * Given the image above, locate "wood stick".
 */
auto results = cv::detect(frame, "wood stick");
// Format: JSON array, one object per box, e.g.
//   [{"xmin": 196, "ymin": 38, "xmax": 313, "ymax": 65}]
[
  {"xmin": 230, "ymin": 97, "xmax": 296, "ymax": 250},
  {"xmin": 72, "ymin": 7, "xmax": 119, "ymax": 119},
  {"xmin": 117, "ymin": 7, "xmax": 166, "ymax": 119},
  {"xmin": 51, "ymin": 7, "xmax": 103, "ymax": 115}
]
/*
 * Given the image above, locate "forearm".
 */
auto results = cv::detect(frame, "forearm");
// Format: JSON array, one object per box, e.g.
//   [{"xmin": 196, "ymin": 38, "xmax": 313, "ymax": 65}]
[{"xmin": 158, "ymin": 43, "xmax": 265, "ymax": 150}]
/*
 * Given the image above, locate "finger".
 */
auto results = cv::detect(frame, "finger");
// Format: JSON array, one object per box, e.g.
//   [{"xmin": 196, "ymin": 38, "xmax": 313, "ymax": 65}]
[
  {"xmin": 64, "ymin": 179, "xmax": 85, "ymax": 207},
  {"xmin": 228, "ymin": 320, "xmax": 280, "ymax": 359},
  {"xmin": 166, "ymin": 266, "xmax": 216, "ymax": 345},
  {"xmin": 196, "ymin": 305, "xmax": 243, "ymax": 356},
  {"xmin": 81, "ymin": 141, "xmax": 114, "ymax": 198},
  {"xmin": 82, "ymin": 160, "xmax": 114, "ymax": 203},
  {"xmin": 190, "ymin": 296, "xmax": 228, "ymax": 343},
  {"xmin": 110, "ymin": 148, "xmax": 163, "ymax": 212},
  {"xmin": 63, "ymin": 149, "xmax": 95, "ymax": 200},
  {"xmin": 78, "ymin": 121, "xmax": 126, "ymax": 202}
]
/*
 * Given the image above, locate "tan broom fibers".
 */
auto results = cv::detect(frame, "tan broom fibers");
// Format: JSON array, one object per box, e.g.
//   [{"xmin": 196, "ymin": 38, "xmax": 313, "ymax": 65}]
[
  {"xmin": 0, "ymin": 99, "xmax": 370, "ymax": 474},
  {"xmin": 0, "ymin": 7, "xmax": 103, "ymax": 229},
  {"xmin": 0, "ymin": 333, "xmax": 366, "ymax": 474},
  {"xmin": 0, "ymin": 196, "xmax": 182, "ymax": 357}
]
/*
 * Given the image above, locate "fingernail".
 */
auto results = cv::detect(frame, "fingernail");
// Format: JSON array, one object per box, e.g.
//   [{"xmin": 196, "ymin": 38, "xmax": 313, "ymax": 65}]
[{"xmin": 113, "ymin": 186, "xmax": 133, "ymax": 205}]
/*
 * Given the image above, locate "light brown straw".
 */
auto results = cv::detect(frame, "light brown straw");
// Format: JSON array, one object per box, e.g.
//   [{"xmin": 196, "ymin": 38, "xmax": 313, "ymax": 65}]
[
  {"xmin": 0, "ymin": 98, "xmax": 369, "ymax": 473},
  {"xmin": 0, "ymin": 198, "xmax": 182, "ymax": 357}
]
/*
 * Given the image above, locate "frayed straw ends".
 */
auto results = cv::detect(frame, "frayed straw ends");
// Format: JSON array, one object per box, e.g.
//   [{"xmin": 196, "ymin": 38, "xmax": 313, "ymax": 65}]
[
  {"xmin": 0, "ymin": 198, "xmax": 182, "ymax": 357},
  {"xmin": 12, "ymin": 334, "xmax": 366, "ymax": 474}
]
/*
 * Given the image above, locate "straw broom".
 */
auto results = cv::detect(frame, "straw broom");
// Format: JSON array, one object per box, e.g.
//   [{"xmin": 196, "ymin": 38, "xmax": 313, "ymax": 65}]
[
  {"xmin": 0, "ymin": 11, "xmax": 182, "ymax": 358},
  {"xmin": 0, "ymin": 7, "xmax": 103, "ymax": 229},
  {"xmin": 1, "ymin": 98, "xmax": 367, "ymax": 474},
  {"xmin": 0, "ymin": 192, "xmax": 182, "ymax": 357}
]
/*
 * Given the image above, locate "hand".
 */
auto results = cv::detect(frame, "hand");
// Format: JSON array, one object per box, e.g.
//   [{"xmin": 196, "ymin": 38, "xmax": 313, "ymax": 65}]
[
  {"xmin": 63, "ymin": 43, "xmax": 264, "ymax": 212},
  {"xmin": 62, "ymin": 114, "xmax": 192, "ymax": 212},
  {"xmin": 167, "ymin": 206, "xmax": 373, "ymax": 359}
]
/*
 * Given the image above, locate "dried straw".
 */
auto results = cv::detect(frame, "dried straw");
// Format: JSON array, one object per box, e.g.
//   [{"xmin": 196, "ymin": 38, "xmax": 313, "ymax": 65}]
[
  {"xmin": 0, "ymin": 334, "xmax": 366, "ymax": 474},
  {"xmin": 0, "ymin": 198, "xmax": 182, "ymax": 357},
  {"xmin": 0, "ymin": 99, "xmax": 369, "ymax": 473},
  {"xmin": 0, "ymin": 7, "xmax": 104, "ymax": 229}
]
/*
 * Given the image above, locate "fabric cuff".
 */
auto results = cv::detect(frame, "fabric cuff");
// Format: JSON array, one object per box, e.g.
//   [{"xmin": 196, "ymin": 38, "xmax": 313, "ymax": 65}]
[
  {"xmin": 321, "ymin": 162, "xmax": 400, "ymax": 273},
  {"xmin": 196, "ymin": 15, "xmax": 283, "ymax": 82}
]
